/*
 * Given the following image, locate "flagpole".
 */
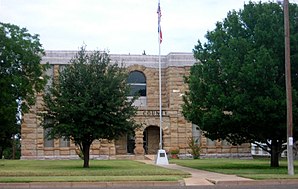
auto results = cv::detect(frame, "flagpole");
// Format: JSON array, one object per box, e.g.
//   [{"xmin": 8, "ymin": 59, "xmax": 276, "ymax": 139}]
[
  {"xmin": 156, "ymin": 0, "xmax": 168, "ymax": 165},
  {"xmin": 158, "ymin": 0, "xmax": 162, "ymax": 150},
  {"xmin": 158, "ymin": 47, "xmax": 162, "ymax": 150}
]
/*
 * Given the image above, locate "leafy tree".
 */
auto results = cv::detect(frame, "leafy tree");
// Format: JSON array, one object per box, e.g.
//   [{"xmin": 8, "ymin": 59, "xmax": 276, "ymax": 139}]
[
  {"xmin": 42, "ymin": 47, "xmax": 138, "ymax": 168},
  {"xmin": 0, "ymin": 23, "xmax": 47, "ymax": 158},
  {"xmin": 183, "ymin": 2, "xmax": 298, "ymax": 167}
]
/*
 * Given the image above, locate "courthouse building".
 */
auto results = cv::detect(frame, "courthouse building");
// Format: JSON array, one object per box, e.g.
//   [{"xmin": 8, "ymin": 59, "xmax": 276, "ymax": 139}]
[{"xmin": 21, "ymin": 51, "xmax": 251, "ymax": 160}]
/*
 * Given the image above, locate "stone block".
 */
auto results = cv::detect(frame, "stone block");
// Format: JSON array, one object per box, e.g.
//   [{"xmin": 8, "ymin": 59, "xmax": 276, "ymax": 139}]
[
  {"xmin": 230, "ymin": 147, "xmax": 239, "ymax": 153},
  {"xmin": 60, "ymin": 150, "xmax": 70, "ymax": 156},
  {"xmin": 206, "ymin": 148, "xmax": 217, "ymax": 154},
  {"xmin": 70, "ymin": 150, "xmax": 77, "ymax": 156},
  {"xmin": 177, "ymin": 127, "xmax": 186, "ymax": 133},
  {"xmin": 177, "ymin": 119, "xmax": 186, "ymax": 124},
  {"xmin": 134, "ymin": 146, "xmax": 144, "ymax": 155},
  {"xmin": 90, "ymin": 148, "xmax": 100, "ymax": 155},
  {"xmin": 37, "ymin": 150, "xmax": 44, "ymax": 156},
  {"xmin": 178, "ymin": 143, "xmax": 188, "ymax": 149},
  {"xmin": 221, "ymin": 148, "xmax": 231, "ymax": 153},
  {"xmin": 44, "ymin": 150, "xmax": 54, "ymax": 156},
  {"xmin": 99, "ymin": 148, "xmax": 109, "ymax": 155},
  {"xmin": 23, "ymin": 118, "xmax": 37, "ymax": 125}
]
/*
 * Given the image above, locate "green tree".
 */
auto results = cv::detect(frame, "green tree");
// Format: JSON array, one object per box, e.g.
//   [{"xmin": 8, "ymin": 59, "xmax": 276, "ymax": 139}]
[
  {"xmin": 0, "ymin": 23, "xmax": 47, "ymax": 158},
  {"xmin": 42, "ymin": 47, "xmax": 138, "ymax": 168},
  {"xmin": 183, "ymin": 2, "xmax": 298, "ymax": 167}
]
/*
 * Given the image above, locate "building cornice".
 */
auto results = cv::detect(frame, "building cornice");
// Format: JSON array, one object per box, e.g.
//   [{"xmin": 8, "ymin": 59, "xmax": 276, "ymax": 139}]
[{"xmin": 42, "ymin": 51, "xmax": 196, "ymax": 68}]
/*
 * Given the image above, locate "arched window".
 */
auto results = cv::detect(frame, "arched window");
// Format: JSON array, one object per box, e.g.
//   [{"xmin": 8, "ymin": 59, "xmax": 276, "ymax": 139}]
[
  {"xmin": 127, "ymin": 71, "xmax": 147, "ymax": 106},
  {"xmin": 127, "ymin": 71, "xmax": 146, "ymax": 97}
]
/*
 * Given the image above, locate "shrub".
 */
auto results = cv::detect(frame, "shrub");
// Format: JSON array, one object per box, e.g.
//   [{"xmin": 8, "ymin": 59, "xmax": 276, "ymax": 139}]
[
  {"xmin": 170, "ymin": 148, "xmax": 180, "ymax": 159},
  {"xmin": 188, "ymin": 137, "xmax": 200, "ymax": 159}
]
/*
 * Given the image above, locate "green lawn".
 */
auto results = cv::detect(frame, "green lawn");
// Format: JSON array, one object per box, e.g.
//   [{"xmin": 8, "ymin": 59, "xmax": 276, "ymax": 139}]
[
  {"xmin": 171, "ymin": 158, "xmax": 298, "ymax": 180},
  {"xmin": 2, "ymin": 158, "xmax": 298, "ymax": 182},
  {"xmin": 0, "ymin": 160, "xmax": 189, "ymax": 183}
]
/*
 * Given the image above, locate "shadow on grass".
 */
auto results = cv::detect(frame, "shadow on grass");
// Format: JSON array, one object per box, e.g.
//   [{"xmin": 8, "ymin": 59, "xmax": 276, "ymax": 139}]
[{"xmin": 171, "ymin": 158, "xmax": 298, "ymax": 177}]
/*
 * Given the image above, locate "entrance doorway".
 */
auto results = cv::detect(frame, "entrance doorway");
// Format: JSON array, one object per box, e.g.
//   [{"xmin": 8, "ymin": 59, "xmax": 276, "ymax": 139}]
[
  {"xmin": 143, "ymin": 126, "xmax": 160, "ymax": 154},
  {"xmin": 127, "ymin": 134, "xmax": 135, "ymax": 154}
]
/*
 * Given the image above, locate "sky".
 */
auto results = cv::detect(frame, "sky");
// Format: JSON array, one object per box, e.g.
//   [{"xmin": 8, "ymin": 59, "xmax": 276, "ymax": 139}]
[{"xmin": 1, "ymin": 0, "xmax": 297, "ymax": 55}]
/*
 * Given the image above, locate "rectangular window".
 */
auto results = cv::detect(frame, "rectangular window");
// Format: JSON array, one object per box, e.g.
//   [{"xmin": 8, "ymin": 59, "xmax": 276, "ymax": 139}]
[
  {"xmin": 60, "ymin": 137, "xmax": 70, "ymax": 147},
  {"xmin": 192, "ymin": 124, "xmax": 201, "ymax": 145},
  {"xmin": 44, "ymin": 128, "xmax": 54, "ymax": 148},
  {"xmin": 207, "ymin": 138, "xmax": 216, "ymax": 146},
  {"xmin": 59, "ymin": 65, "xmax": 66, "ymax": 73},
  {"xmin": 45, "ymin": 65, "xmax": 54, "ymax": 92}
]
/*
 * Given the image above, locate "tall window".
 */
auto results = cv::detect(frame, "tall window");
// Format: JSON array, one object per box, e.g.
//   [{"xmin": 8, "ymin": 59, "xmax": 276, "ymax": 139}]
[
  {"xmin": 127, "ymin": 71, "xmax": 147, "ymax": 106},
  {"xmin": 127, "ymin": 71, "xmax": 146, "ymax": 96},
  {"xmin": 45, "ymin": 65, "xmax": 54, "ymax": 92},
  {"xmin": 192, "ymin": 124, "xmax": 201, "ymax": 145},
  {"xmin": 44, "ymin": 128, "xmax": 54, "ymax": 148},
  {"xmin": 59, "ymin": 65, "xmax": 66, "ymax": 73}
]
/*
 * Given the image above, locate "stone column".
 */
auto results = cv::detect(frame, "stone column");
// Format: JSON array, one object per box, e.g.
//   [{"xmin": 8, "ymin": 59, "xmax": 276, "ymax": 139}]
[
  {"xmin": 21, "ymin": 110, "xmax": 38, "ymax": 159},
  {"xmin": 134, "ymin": 129, "xmax": 144, "ymax": 158}
]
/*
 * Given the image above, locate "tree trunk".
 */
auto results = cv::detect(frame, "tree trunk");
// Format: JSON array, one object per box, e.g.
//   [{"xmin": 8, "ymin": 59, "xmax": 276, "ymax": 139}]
[
  {"xmin": 12, "ymin": 139, "xmax": 15, "ymax": 160},
  {"xmin": 0, "ymin": 147, "xmax": 3, "ymax": 159},
  {"xmin": 270, "ymin": 139, "xmax": 282, "ymax": 167},
  {"xmin": 82, "ymin": 142, "xmax": 91, "ymax": 168}
]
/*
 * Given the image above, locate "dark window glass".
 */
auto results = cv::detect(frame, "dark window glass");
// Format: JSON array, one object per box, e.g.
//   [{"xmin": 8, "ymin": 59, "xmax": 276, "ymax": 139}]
[
  {"xmin": 127, "ymin": 71, "xmax": 146, "ymax": 83},
  {"xmin": 127, "ymin": 71, "xmax": 146, "ymax": 96},
  {"xmin": 129, "ymin": 85, "xmax": 146, "ymax": 96},
  {"xmin": 44, "ymin": 128, "xmax": 54, "ymax": 147},
  {"xmin": 60, "ymin": 137, "xmax": 70, "ymax": 147}
]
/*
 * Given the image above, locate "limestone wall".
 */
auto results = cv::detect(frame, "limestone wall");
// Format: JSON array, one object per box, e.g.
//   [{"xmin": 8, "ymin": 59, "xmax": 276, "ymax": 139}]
[{"xmin": 21, "ymin": 51, "xmax": 251, "ymax": 160}]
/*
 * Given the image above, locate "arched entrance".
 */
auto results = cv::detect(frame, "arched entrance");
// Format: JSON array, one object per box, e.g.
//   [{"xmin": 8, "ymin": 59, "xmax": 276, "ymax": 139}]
[{"xmin": 143, "ymin": 126, "xmax": 160, "ymax": 154}]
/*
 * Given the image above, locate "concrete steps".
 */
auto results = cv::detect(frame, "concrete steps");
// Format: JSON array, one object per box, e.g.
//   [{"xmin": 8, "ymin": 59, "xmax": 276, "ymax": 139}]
[{"xmin": 144, "ymin": 155, "xmax": 156, "ymax": 161}]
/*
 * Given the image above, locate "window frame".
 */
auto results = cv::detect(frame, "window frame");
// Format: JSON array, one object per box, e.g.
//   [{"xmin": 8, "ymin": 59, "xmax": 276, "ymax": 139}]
[{"xmin": 127, "ymin": 71, "xmax": 147, "ymax": 97}]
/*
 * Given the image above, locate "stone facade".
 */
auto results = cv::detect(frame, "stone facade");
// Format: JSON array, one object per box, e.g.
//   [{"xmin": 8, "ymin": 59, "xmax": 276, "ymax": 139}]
[{"xmin": 21, "ymin": 51, "xmax": 251, "ymax": 160}]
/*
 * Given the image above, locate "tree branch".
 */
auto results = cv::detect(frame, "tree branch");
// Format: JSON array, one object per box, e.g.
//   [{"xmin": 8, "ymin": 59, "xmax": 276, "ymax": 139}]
[{"xmin": 253, "ymin": 142, "xmax": 270, "ymax": 153}]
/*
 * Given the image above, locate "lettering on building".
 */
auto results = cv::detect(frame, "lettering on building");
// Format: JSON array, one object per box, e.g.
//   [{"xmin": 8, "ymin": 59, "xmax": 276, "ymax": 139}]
[{"xmin": 140, "ymin": 110, "xmax": 168, "ymax": 117}]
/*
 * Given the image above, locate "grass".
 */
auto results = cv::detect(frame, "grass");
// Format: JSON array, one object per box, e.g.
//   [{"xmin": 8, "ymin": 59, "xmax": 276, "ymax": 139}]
[
  {"xmin": 171, "ymin": 158, "xmax": 298, "ymax": 180},
  {"xmin": 0, "ymin": 159, "xmax": 189, "ymax": 183},
  {"xmin": 2, "ymin": 158, "xmax": 298, "ymax": 182}
]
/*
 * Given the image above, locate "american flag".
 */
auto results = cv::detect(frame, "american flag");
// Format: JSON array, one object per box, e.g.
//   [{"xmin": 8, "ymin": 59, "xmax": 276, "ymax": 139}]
[{"xmin": 157, "ymin": 2, "xmax": 162, "ymax": 43}]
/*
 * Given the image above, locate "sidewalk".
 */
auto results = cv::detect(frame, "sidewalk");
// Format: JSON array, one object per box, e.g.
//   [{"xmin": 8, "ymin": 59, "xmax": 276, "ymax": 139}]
[
  {"xmin": 139, "ymin": 160, "xmax": 252, "ymax": 186},
  {"xmin": 159, "ymin": 163, "xmax": 252, "ymax": 186},
  {"xmin": 139, "ymin": 160, "xmax": 298, "ymax": 186}
]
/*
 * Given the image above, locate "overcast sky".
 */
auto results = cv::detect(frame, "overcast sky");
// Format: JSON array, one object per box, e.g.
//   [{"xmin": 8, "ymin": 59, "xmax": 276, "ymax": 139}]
[{"xmin": 1, "ymin": 0, "xmax": 297, "ymax": 55}]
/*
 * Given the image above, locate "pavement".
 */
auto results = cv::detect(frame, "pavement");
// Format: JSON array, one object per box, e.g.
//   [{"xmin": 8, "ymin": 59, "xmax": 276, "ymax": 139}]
[
  {"xmin": 139, "ymin": 160, "xmax": 298, "ymax": 186},
  {"xmin": 157, "ymin": 162, "xmax": 253, "ymax": 186},
  {"xmin": 139, "ymin": 160, "xmax": 252, "ymax": 186}
]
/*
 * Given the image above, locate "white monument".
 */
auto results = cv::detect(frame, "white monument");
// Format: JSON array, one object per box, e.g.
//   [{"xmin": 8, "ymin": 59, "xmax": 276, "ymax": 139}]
[{"xmin": 155, "ymin": 149, "xmax": 169, "ymax": 165}]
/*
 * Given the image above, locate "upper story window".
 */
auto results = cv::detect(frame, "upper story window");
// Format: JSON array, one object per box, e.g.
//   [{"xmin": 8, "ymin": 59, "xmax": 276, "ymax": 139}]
[
  {"xmin": 127, "ymin": 71, "xmax": 147, "ymax": 106},
  {"xmin": 127, "ymin": 71, "xmax": 146, "ymax": 97},
  {"xmin": 45, "ymin": 65, "xmax": 54, "ymax": 92},
  {"xmin": 59, "ymin": 65, "xmax": 66, "ymax": 73}
]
